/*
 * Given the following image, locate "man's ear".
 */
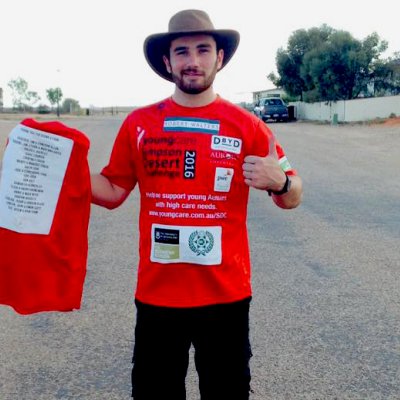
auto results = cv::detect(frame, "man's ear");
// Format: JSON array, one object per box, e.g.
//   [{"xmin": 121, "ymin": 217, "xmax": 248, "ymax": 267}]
[
  {"xmin": 163, "ymin": 55, "xmax": 172, "ymax": 73},
  {"xmin": 217, "ymin": 49, "xmax": 224, "ymax": 71}
]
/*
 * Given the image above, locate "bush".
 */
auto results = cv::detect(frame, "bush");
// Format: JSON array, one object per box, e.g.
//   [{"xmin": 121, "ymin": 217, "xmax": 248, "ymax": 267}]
[{"xmin": 37, "ymin": 104, "xmax": 51, "ymax": 114}]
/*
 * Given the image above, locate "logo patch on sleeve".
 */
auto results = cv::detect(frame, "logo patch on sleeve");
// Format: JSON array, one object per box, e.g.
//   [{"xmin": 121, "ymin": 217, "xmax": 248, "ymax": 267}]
[{"xmin": 279, "ymin": 156, "xmax": 292, "ymax": 172}]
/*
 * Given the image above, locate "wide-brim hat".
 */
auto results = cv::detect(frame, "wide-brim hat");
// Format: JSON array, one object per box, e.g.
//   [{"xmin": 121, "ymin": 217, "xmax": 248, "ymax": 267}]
[{"xmin": 144, "ymin": 9, "xmax": 240, "ymax": 82}]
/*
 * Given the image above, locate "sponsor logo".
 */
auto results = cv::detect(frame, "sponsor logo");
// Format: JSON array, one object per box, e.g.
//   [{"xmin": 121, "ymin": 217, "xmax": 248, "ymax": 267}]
[
  {"xmin": 188, "ymin": 230, "xmax": 214, "ymax": 256},
  {"xmin": 164, "ymin": 117, "xmax": 220, "ymax": 134},
  {"xmin": 211, "ymin": 135, "xmax": 242, "ymax": 154},
  {"xmin": 155, "ymin": 227, "xmax": 180, "ymax": 244},
  {"xmin": 151, "ymin": 224, "xmax": 222, "ymax": 265},
  {"xmin": 141, "ymin": 135, "xmax": 195, "ymax": 179},
  {"xmin": 214, "ymin": 167, "xmax": 234, "ymax": 192},
  {"xmin": 210, "ymin": 151, "xmax": 239, "ymax": 163},
  {"xmin": 142, "ymin": 136, "xmax": 196, "ymax": 147},
  {"xmin": 143, "ymin": 152, "xmax": 181, "ymax": 179},
  {"xmin": 137, "ymin": 126, "xmax": 145, "ymax": 148}
]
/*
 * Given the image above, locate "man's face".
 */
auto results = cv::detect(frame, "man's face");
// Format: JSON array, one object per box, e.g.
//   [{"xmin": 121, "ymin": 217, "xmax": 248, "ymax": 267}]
[{"xmin": 163, "ymin": 34, "xmax": 224, "ymax": 94}]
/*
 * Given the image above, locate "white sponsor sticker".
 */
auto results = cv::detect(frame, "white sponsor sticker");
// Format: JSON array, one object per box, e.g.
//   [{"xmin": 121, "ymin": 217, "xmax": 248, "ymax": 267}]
[
  {"xmin": 211, "ymin": 135, "xmax": 242, "ymax": 154},
  {"xmin": 214, "ymin": 167, "xmax": 234, "ymax": 192},
  {"xmin": 164, "ymin": 117, "xmax": 220, "ymax": 134},
  {"xmin": 150, "ymin": 224, "xmax": 222, "ymax": 265},
  {"xmin": 0, "ymin": 124, "xmax": 73, "ymax": 234}
]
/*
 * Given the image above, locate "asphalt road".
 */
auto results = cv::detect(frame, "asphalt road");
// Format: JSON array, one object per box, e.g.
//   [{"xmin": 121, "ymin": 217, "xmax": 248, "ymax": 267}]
[{"xmin": 0, "ymin": 116, "xmax": 399, "ymax": 399}]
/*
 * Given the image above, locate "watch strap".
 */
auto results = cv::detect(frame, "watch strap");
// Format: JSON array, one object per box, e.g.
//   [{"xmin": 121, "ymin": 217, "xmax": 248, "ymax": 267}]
[{"xmin": 267, "ymin": 174, "xmax": 291, "ymax": 196}]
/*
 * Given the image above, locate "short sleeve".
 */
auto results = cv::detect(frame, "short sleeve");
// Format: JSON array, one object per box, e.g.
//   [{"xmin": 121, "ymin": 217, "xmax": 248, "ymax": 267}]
[{"xmin": 101, "ymin": 116, "xmax": 138, "ymax": 191}]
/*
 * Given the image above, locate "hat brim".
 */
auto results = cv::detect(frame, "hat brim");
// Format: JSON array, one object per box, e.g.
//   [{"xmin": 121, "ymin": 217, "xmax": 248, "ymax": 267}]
[{"xmin": 144, "ymin": 30, "xmax": 240, "ymax": 82}]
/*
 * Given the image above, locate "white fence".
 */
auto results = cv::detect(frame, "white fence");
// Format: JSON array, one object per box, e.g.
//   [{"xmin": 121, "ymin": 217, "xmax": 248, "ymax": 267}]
[{"xmin": 290, "ymin": 95, "xmax": 400, "ymax": 123}]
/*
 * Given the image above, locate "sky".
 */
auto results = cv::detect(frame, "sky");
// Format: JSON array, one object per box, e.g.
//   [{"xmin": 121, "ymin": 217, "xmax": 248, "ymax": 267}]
[{"xmin": 1, "ymin": 0, "xmax": 399, "ymax": 108}]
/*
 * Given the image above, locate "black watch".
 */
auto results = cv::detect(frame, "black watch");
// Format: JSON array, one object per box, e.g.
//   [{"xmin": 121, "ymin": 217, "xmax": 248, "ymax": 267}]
[{"xmin": 267, "ymin": 174, "xmax": 291, "ymax": 196}]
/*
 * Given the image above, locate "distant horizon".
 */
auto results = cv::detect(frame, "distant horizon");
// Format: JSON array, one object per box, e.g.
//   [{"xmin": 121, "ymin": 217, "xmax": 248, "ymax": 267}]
[{"xmin": 0, "ymin": 92, "xmax": 258, "ymax": 111}]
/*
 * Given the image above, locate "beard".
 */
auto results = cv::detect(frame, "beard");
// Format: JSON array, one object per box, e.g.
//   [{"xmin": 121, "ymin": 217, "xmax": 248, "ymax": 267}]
[{"xmin": 171, "ymin": 60, "xmax": 219, "ymax": 95}]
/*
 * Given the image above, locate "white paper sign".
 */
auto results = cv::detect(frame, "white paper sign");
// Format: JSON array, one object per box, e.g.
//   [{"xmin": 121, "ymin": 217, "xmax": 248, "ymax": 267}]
[{"xmin": 0, "ymin": 124, "xmax": 73, "ymax": 234}]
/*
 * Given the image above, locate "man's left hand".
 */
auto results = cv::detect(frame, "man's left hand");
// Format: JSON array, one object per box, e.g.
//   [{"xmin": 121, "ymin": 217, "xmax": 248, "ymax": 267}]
[{"xmin": 242, "ymin": 134, "xmax": 286, "ymax": 191}]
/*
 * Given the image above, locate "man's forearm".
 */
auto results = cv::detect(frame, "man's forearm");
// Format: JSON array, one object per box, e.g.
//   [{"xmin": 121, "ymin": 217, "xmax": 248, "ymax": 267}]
[
  {"xmin": 91, "ymin": 173, "xmax": 129, "ymax": 209},
  {"xmin": 272, "ymin": 175, "xmax": 303, "ymax": 209}
]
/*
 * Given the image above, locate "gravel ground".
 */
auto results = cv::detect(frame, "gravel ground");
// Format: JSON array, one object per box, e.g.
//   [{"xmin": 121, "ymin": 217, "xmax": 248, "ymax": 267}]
[{"xmin": 0, "ymin": 115, "xmax": 399, "ymax": 399}]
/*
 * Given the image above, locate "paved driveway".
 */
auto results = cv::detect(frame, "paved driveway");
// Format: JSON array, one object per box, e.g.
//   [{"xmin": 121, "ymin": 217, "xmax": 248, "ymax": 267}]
[{"xmin": 0, "ymin": 116, "xmax": 399, "ymax": 399}]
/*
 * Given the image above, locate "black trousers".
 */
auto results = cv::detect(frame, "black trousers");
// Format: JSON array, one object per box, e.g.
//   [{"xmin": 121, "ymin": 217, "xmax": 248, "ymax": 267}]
[{"xmin": 132, "ymin": 297, "xmax": 252, "ymax": 400}]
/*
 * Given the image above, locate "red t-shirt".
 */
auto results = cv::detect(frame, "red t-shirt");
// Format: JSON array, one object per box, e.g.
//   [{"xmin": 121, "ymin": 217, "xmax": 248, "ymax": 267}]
[
  {"xmin": 101, "ymin": 96, "xmax": 296, "ymax": 307},
  {"xmin": 0, "ymin": 119, "xmax": 91, "ymax": 314}
]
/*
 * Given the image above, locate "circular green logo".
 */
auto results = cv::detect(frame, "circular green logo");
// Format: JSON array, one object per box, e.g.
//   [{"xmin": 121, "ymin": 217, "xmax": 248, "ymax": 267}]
[{"xmin": 188, "ymin": 230, "xmax": 214, "ymax": 256}]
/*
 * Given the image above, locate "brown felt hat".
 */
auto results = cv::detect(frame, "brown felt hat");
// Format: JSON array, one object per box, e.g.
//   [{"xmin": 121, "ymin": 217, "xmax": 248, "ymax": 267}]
[{"xmin": 144, "ymin": 9, "xmax": 240, "ymax": 81}]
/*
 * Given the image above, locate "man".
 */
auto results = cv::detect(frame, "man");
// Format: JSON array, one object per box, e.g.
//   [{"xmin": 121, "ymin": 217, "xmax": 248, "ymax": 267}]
[{"xmin": 91, "ymin": 9, "xmax": 302, "ymax": 400}]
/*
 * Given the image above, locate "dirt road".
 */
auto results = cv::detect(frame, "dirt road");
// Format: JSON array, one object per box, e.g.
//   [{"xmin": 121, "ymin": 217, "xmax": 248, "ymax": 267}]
[{"xmin": 1, "ymin": 116, "xmax": 399, "ymax": 399}]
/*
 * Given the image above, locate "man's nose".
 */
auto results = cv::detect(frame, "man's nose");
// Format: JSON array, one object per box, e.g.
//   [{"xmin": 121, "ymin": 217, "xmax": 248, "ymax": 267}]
[{"xmin": 185, "ymin": 51, "xmax": 200, "ymax": 67}]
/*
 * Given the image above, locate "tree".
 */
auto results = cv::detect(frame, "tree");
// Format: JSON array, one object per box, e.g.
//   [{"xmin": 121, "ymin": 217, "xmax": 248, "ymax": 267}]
[
  {"xmin": 371, "ymin": 52, "xmax": 400, "ymax": 96},
  {"xmin": 7, "ymin": 77, "xmax": 40, "ymax": 110},
  {"xmin": 8, "ymin": 77, "xmax": 28, "ymax": 109},
  {"xmin": 270, "ymin": 26, "xmax": 390, "ymax": 102},
  {"xmin": 46, "ymin": 87, "xmax": 63, "ymax": 116},
  {"xmin": 268, "ymin": 25, "xmax": 333, "ymax": 100},
  {"xmin": 301, "ymin": 30, "xmax": 365, "ymax": 101},
  {"xmin": 26, "ymin": 91, "xmax": 41, "ymax": 107}
]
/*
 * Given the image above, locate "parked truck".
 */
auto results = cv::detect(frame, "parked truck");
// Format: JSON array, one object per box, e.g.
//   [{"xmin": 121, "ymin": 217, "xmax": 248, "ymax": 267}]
[{"xmin": 253, "ymin": 97, "xmax": 289, "ymax": 122}]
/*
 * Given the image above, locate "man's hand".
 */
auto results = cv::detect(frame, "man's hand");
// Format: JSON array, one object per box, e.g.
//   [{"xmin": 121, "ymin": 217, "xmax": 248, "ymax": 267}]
[{"xmin": 242, "ymin": 134, "xmax": 286, "ymax": 191}]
